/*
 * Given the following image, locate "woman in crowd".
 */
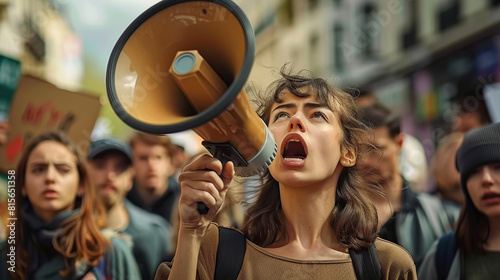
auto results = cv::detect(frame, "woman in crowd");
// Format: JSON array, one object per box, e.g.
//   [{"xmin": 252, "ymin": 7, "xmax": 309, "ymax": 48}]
[
  {"xmin": 419, "ymin": 122, "xmax": 500, "ymax": 279},
  {"xmin": 0, "ymin": 131, "xmax": 140, "ymax": 280},
  {"xmin": 156, "ymin": 69, "xmax": 417, "ymax": 279}
]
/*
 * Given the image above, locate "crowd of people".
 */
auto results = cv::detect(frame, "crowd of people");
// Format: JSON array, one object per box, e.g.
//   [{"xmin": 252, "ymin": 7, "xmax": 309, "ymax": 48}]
[{"xmin": 1, "ymin": 67, "xmax": 499, "ymax": 279}]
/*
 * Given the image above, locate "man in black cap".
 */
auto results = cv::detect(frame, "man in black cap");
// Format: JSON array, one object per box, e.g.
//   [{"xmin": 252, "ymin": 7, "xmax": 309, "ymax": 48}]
[{"xmin": 87, "ymin": 138, "xmax": 173, "ymax": 280}]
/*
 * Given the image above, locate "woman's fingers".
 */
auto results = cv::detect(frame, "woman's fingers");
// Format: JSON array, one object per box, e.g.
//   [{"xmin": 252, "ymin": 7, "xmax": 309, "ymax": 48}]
[
  {"xmin": 183, "ymin": 154, "xmax": 224, "ymax": 175},
  {"xmin": 180, "ymin": 184, "xmax": 218, "ymax": 210},
  {"xmin": 181, "ymin": 179, "xmax": 224, "ymax": 205},
  {"xmin": 221, "ymin": 161, "xmax": 235, "ymax": 185},
  {"xmin": 178, "ymin": 154, "xmax": 235, "ymax": 228}
]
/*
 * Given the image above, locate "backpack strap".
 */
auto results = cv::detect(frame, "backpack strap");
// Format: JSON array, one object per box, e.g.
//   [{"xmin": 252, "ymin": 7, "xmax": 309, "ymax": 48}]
[
  {"xmin": 349, "ymin": 244, "xmax": 382, "ymax": 280},
  {"xmin": 435, "ymin": 231, "xmax": 457, "ymax": 280},
  {"xmin": 214, "ymin": 226, "xmax": 247, "ymax": 280}
]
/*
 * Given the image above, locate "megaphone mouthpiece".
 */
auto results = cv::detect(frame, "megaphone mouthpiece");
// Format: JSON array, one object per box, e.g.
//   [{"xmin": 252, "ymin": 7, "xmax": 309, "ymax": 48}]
[
  {"xmin": 169, "ymin": 49, "xmax": 276, "ymax": 177},
  {"xmin": 173, "ymin": 53, "xmax": 197, "ymax": 74}
]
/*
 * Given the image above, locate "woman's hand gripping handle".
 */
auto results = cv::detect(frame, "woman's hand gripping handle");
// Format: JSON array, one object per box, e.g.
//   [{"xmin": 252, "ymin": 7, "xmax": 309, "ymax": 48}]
[{"xmin": 177, "ymin": 154, "xmax": 234, "ymax": 235}]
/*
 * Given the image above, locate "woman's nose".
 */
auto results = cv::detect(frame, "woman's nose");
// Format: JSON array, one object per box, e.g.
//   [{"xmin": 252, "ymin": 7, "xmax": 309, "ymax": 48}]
[
  {"xmin": 288, "ymin": 114, "xmax": 305, "ymax": 132},
  {"xmin": 480, "ymin": 167, "xmax": 494, "ymax": 187},
  {"xmin": 45, "ymin": 165, "xmax": 57, "ymax": 183}
]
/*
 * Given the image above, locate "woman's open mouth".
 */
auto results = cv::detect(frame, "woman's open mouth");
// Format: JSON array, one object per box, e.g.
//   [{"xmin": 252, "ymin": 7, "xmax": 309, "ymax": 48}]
[{"xmin": 281, "ymin": 135, "xmax": 308, "ymax": 164}]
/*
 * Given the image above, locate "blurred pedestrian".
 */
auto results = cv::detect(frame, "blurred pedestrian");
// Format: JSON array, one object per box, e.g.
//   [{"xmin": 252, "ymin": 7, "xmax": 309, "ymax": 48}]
[
  {"xmin": 419, "ymin": 122, "xmax": 500, "ymax": 279},
  {"xmin": 0, "ymin": 131, "xmax": 140, "ymax": 280},
  {"xmin": 156, "ymin": 69, "xmax": 417, "ymax": 279},
  {"xmin": 127, "ymin": 132, "xmax": 180, "ymax": 225},
  {"xmin": 358, "ymin": 103, "xmax": 460, "ymax": 269},
  {"xmin": 430, "ymin": 132, "xmax": 466, "ymax": 207},
  {"xmin": 87, "ymin": 137, "xmax": 174, "ymax": 280},
  {"xmin": 354, "ymin": 90, "xmax": 429, "ymax": 193},
  {"xmin": 450, "ymin": 85, "xmax": 491, "ymax": 133},
  {"xmin": 168, "ymin": 130, "xmax": 205, "ymax": 180}
]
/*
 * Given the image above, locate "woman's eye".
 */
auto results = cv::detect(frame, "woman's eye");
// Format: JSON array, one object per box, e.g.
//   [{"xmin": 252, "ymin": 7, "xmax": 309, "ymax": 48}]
[
  {"xmin": 32, "ymin": 167, "xmax": 44, "ymax": 173},
  {"xmin": 56, "ymin": 165, "xmax": 72, "ymax": 174},
  {"xmin": 491, "ymin": 163, "xmax": 500, "ymax": 172},
  {"xmin": 312, "ymin": 112, "xmax": 327, "ymax": 120},
  {"xmin": 468, "ymin": 167, "xmax": 482, "ymax": 178},
  {"xmin": 59, "ymin": 168, "xmax": 72, "ymax": 174},
  {"xmin": 274, "ymin": 112, "xmax": 289, "ymax": 121}
]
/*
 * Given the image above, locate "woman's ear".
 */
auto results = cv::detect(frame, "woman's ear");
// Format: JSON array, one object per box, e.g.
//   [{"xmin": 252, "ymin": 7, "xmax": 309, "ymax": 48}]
[
  {"xmin": 340, "ymin": 147, "xmax": 357, "ymax": 167},
  {"xmin": 21, "ymin": 187, "xmax": 27, "ymax": 197}
]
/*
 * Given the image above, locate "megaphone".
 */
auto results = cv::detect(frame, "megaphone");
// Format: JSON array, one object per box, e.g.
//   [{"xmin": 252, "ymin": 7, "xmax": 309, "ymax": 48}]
[{"xmin": 106, "ymin": 0, "xmax": 277, "ymax": 212}]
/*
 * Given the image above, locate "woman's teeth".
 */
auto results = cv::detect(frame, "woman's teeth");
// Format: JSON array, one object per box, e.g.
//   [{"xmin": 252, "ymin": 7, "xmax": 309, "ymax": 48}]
[{"xmin": 284, "ymin": 157, "xmax": 304, "ymax": 162}]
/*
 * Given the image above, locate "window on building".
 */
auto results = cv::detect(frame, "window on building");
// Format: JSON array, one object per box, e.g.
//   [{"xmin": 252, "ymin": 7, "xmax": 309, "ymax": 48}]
[
  {"xmin": 23, "ymin": 0, "xmax": 46, "ymax": 62},
  {"xmin": 308, "ymin": 0, "xmax": 319, "ymax": 11},
  {"xmin": 438, "ymin": 0, "xmax": 460, "ymax": 31},
  {"xmin": 401, "ymin": 0, "xmax": 418, "ymax": 50},
  {"xmin": 360, "ymin": 3, "xmax": 376, "ymax": 59},
  {"xmin": 280, "ymin": 0, "xmax": 295, "ymax": 26},
  {"xmin": 333, "ymin": 24, "xmax": 344, "ymax": 72},
  {"xmin": 310, "ymin": 34, "xmax": 320, "ymax": 74}
]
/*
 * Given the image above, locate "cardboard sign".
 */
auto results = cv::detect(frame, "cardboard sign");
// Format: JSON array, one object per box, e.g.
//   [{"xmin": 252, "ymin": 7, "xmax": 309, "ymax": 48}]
[{"xmin": 0, "ymin": 75, "xmax": 101, "ymax": 172}]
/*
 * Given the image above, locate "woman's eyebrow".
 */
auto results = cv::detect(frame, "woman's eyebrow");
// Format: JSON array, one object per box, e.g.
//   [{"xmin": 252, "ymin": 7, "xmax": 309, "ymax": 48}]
[
  {"xmin": 54, "ymin": 163, "xmax": 74, "ymax": 168},
  {"xmin": 29, "ymin": 162, "xmax": 48, "ymax": 168},
  {"xmin": 29, "ymin": 162, "xmax": 73, "ymax": 167},
  {"xmin": 304, "ymin": 102, "xmax": 330, "ymax": 110},
  {"xmin": 271, "ymin": 103, "xmax": 296, "ymax": 113},
  {"xmin": 272, "ymin": 102, "xmax": 329, "ymax": 112}
]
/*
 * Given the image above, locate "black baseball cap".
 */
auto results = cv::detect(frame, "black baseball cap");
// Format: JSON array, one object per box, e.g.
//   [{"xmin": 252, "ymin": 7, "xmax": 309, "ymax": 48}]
[{"xmin": 87, "ymin": 138, "xmax": 133, "ymax": 163}]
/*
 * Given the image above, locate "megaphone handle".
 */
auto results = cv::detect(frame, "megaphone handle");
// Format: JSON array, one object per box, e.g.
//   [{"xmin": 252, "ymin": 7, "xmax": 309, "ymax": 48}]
[
  {"xmin": 197, "ymin": 202, "xmax": 210, "ymax": 215},
  {"xmin": 197, "ymin": 153, "xmax": 229, "ymax": 215}
]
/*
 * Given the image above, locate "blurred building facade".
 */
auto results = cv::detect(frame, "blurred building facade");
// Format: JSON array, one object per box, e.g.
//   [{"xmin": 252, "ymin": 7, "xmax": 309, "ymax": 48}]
[
  {"xmin": 0, "ymin": 0, "xmax": 83, "ymax": 91},
  {"xmin": 242, "ymin": 0, "xmax": 500, "ymax": 157}
]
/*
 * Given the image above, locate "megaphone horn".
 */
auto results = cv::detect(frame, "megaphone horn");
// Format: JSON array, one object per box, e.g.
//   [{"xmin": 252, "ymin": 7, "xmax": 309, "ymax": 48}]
[{"xmin": 106, "ymin": 0, "xmax": 277, "ymax": 213}]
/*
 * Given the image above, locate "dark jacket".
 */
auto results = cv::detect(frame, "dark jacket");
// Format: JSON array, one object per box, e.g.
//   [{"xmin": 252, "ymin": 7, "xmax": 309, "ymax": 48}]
[
  {"xmin": 127, "ymin": 177, "xmax": 180, "ymax": 225},
  {"xmin": 0, "ymin": 203, "xmax": 140, "ymax": 280},
  {"xmin": 378, "ymin": 178, "xmax": 460, "ymax": 269},
  {"xmin": 123, "ymin": 199, "xmax": 173, "ymax": 280},
  {"xmin": 0, "ymin": 234, "xmax": 140, "ymax": 280}
]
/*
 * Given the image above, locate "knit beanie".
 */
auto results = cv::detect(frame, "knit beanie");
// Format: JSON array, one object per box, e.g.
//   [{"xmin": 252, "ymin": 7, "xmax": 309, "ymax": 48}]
[{"xmin": 456, "ymin": 122, "xmax": 500, "ymax": 196}]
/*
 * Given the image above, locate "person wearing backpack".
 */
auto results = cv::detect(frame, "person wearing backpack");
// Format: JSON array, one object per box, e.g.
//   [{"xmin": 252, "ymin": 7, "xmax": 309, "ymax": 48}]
[
  {"xmin": 418, "ymin": 122, "xmax": 500, "ymax": 279},
  {"xmin": 155, "ymin": 68, "xmax": 417, "ymax": 280}
]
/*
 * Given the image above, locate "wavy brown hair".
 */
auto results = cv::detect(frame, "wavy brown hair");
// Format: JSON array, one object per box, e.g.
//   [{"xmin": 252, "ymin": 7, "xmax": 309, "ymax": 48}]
[
  {"xmin": 242, "ymin": 68, "xmax": 384, "ymax": 250},
  {"xmin": 6, "ymin": 131, "xmax": 108, "ymax": 280},
  {"xmin": 456, "ymin": 195, "xmax": 490, "ymax": 254}
]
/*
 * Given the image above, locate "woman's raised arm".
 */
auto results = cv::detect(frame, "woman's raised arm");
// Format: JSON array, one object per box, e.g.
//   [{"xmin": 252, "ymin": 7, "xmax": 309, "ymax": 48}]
[{"xmin": 166, "ymin": 154, "xmax": 234, "ymax": 280}]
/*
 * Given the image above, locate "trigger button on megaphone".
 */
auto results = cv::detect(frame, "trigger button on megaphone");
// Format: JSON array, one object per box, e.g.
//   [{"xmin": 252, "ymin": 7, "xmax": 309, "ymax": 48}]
[{"xmin": 174, "ymin": 53, "xmax": 196, "ymax": 74}]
